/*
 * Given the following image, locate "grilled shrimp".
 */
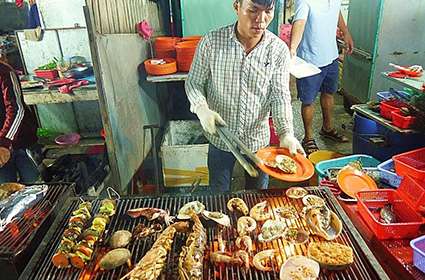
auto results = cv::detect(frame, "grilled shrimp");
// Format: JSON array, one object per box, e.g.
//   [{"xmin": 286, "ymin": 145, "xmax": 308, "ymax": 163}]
[
  {"xmin": 210, "ymin": 252, "xmax": 242, "ymax": 265},
  {"xmin": 253, "ymin": 249, "xmax": 279, "ymax": 272},
  {"xmin": 227, "ymin": 198, "xmax": 249, "ymax": 215},
  {"xmin": 235, "ymin": 235, "xmax": 253, "ymax": 253},
  {"xmin": 178, "ymin": 211, "xmax": 206, "ymax": 280},
  {"xmin": 237, "ymin": 216, "xmax": 257, "ymax": 236},
  {"xmin": 249, "ymin": 201, "xmax": 271, "ymax": 222},
  {"xmin": 235, "ymin": 250, "xmax": 250, "ymax": 270}
]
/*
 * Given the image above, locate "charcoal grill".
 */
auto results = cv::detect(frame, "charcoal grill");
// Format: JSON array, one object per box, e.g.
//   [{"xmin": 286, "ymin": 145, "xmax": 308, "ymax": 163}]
[
  {"xmin": 21, "ymin": 187, "xmax": 389, "ymax": 280},
  {"xmin": 0, "ymin": 183, "xmax": 74, "ymax": 280}
]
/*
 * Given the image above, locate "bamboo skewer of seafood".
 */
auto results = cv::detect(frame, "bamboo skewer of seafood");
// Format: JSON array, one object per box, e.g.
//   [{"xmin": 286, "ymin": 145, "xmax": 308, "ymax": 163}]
[
  {"xmin": 178, "ymin": 211, "xmax": 207, "ymax": 280},
  {"xmin": 121, "ymin": 221, "xmax": 189, "ymax": 280}
]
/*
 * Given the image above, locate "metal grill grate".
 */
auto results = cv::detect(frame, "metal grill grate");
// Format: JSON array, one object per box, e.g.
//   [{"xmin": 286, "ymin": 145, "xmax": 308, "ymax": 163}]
[
  {"xmin": 0, "ymin": 183, "xmax": 73, "ymax": 257},
  {"xmin": 21, "ymin": 187, "xmax": 388, "ymax": 280}
]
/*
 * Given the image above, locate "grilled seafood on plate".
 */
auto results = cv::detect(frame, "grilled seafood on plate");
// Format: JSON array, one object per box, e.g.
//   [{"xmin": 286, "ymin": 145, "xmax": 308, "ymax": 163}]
[
  {"xmin": 121, "ymin": 222, "xmax": 182, "ymax": 280},
  {"xmin": 227, "ymin": 198, "xmax": 249, "ymax": 215},
  {"xmin": 286, "ymin": 187, "xmax": 308, "ymax": 199},
  {"xmin": 279, "ymin": 255, "xmax": 320, "ymax": 280},
  {"xmin": 258, "ymin": 219, "xmax": 287, "ymax": 242},
  {"xmin": 178, "ymin": 211, "xmax": 207, "ymax": 280},
  {"xmin": 127, "ymin": 207, "xmax": 175, "ymax": 225},
  {"xmin": 275, "ymin": 155, "xmax": 298, "ymax": 174},
  {"xmin": 304, "ymin": 206, "xmax": 342, "ymax": 241},
  {"xmin": 282, "ymin": 227, "xmax": 310, "ymax": 245},
  {"xmin": 235, "ymin": 235, "xmax": 253, "ymax": 253},
  {"xmin": 275, "ymin": 205, "xmax": 298, "ymax": 219},
  {"xmin": 307, "ymin": 242, "xmax": 354, "ymax": 270},
  {"xmin": 202, "ymin": 210, "xmax": 231, "ymax": 227},
  {"xmin": 253, "ymin": 249, "xmax": 279, "ymax": 271},
  {"xmin": 177, "ymin": 201, "xmax": 205, "ymax": 220},
  {"xmin": 302, "ymin": 195, "xmax": 325, "ymax": 207},
  {"xmin": 237, "ymin": 216, "xmax": 257, "ymax": 236},
  {"xmin": 250, "ymin": 201, "xmax": 271, "ymax": 222}
]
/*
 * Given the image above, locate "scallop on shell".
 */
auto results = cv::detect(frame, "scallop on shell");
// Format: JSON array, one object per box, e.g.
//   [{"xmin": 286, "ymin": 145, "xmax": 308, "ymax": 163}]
[
  {"xmin": 201, "ymin": 210, "xmax": 231, "ymax": 227},
  {"xmin": 279, "ymin": 255, "xmax": 320, "ymax": 280},
  {"xmin": 177, "ymin": 201, "xmax": 205, "ymax": 220},
  {"xmin": 304, "ymin": 206, "xmax": 342, "ymax": 241},
  {"xmin": 258, "ymin": 219, "xmax": 287, "ymax": 242}
]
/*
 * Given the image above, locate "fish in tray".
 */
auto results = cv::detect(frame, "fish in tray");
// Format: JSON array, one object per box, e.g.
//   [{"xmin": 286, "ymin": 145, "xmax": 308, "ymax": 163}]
[
  {"xmin": 0, "ymin": 185, "xmax": 48, "ymax": 231},
  {"xmin": 379, "ymin": 203, "xmax": 397, "ymax": 224}
]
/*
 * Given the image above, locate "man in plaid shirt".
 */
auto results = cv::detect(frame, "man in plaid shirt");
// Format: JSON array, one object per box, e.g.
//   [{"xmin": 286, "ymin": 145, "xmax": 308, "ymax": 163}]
[{"xmin": 186, "ymin": 0, "xmax": 304, "ymax": 191}]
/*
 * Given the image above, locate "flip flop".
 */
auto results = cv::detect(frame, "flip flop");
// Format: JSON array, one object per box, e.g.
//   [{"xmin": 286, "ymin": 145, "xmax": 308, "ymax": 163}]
[
  {"xmin": 302, "ymin": 139, "xmax": 319, "ymax": 156},
  {"xmin": 320, "ymin": 128, "xmax": 349, "ymax": 143}
]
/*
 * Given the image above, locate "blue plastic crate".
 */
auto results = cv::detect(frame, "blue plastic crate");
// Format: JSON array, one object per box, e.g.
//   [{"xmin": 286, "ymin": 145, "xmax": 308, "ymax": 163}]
[
  {"xmin": 377, "ymin": 159, "xmax": 403, "ymax": 188},
  {"xmin": 353, "ymin": 113, "xmax": 380, "ymax": 134},
  {"xmin": 411, "ymin": 235, "xmax": 425, "ymax": 274},
  {"xmin": 376, "ymin": 90, "xmax": 410, "ymax": 102},
  {"xmin": 315, "ymin": 154, "xmax": 381, "ymax": 182}
]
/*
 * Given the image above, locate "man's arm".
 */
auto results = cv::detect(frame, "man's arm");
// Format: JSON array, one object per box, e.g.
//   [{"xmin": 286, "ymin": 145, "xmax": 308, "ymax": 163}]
[
  {"xmin": 0, "ymin": 70, "xmax": 24, "ymax": 149},
  {"xmin": 185, "ymin": 37, "xmax": 210, "ymax": 113},
  {"xmin": 338, "ymin": 11, "xmax": 354, "ymax": 54},
  {"xmin": 270, "ymin": 47, "xmax": 294, "ymax": 138},
  {"xmin": 290, "ymin": 20, "xmax": 306, "ymax": 58},
  {"xmin": 289, "ymin": 0, "xmax": 309, "ymax": 57}
]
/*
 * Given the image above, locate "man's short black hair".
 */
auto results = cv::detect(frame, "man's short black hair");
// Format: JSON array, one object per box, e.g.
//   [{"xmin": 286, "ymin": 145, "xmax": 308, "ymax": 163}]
[{"xmin": 238, "ymin": 0, "xmax": 276, "ymax": 8}]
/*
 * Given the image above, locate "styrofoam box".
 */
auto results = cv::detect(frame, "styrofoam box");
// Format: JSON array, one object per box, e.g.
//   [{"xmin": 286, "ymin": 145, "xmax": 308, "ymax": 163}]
[{"xmin": 160, "ymin": 120, "xmax": 209, "ymax": 187}]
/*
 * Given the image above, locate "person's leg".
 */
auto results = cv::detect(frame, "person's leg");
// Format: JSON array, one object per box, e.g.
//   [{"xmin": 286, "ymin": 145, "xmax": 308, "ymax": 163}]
[
  {"xmin": 0, "ymin": 152, "xmax": 18, "ymax": 183},
  {"xmin": 319, "ymin": 59, "xmax": 348, "ymax": 142},
  {"xmin": 208, "ymin": 144, "xmax": 236, "ymax": 192},
  {"xmin": 15, "ymin": 149, "xmax": 40, "ymax": 184},
  {"xmin": 320, "ymin": 92, "xmax": 334, "ymax": 132},
  {"xmin": 245, "ymin": 169, "xmax": 269, "ymax": 190},
  {"xmin": 301, "ymin": 103, "xmax": 315, "ymax": 140}
]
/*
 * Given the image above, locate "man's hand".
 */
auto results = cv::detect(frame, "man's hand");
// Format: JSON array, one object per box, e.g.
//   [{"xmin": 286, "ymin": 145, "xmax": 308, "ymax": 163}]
[
  {"xmin": 195, "ymin": 104, "xmax": 226, "ymax": 135},
  {"xmin": 279, "ymin": 134, "xmax": 305, "ymax": 157},
  {"xmin": 0, "ymin": 147, "xmax": 11, "ymax": 167},
  {"xmin": 343, "ymin": 31, "xmax": 354, "ymax": 55}
]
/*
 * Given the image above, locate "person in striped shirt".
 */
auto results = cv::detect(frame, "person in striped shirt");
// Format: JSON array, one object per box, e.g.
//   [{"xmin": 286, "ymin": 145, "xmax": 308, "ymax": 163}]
[
  {"xmin": 0, "ymin": 53, "xmax": 39, "ymax": 183},
  {"xmin": 185, "ymin": 0, "xmax": 304, "ymax": 191}
]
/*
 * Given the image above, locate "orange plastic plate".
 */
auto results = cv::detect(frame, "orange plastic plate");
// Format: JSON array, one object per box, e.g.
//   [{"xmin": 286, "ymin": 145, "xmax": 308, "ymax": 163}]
[
  {"xmin": 337, "ymin": 168, "xmax": 378, "ymax": 198},
  {"xmin": 256, "ymin": 147, "xmax": 314, "ymax": 182}
]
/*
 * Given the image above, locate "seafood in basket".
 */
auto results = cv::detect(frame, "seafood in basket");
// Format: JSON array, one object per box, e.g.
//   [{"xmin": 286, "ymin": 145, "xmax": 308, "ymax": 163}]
[
  {"xmin": 178, "ymin": 211, "xmax": 207, "ymax": 280},
  {"xmin": 307, "ymin": 241, "xmax": 354, "ymax": 270}
]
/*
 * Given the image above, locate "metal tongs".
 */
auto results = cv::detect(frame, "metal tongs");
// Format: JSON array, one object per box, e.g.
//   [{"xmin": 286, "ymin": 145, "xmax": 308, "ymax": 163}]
[{"xmin": 216, "ymin": 125, "xmax": 261, "ymax": 178}]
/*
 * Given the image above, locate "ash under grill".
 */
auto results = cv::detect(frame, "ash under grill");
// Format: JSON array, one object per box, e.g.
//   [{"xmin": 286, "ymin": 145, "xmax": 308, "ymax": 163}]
[
  {"xmin": 21, "ymin": 187, "xmax": 388, "ymax": 280},
  {"xmin": 0, "ymin": 183, "xmax": 74, "ymax": 280}
]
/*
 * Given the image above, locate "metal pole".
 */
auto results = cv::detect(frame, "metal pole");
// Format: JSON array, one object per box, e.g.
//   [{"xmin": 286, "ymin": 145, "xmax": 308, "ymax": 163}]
[{"xmin": 143, "ymin": 124, "xmax": 161, "ymax": 194}]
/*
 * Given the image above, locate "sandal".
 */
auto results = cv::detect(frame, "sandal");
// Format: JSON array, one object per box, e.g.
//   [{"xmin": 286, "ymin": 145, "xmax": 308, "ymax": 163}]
[
  {"xmin": 302, "ymin": 139, "xmax": 319, "ymax": 156},
  {"xmin": 319, "ymin": 128, "xmax": 349, "ymax": 143}
]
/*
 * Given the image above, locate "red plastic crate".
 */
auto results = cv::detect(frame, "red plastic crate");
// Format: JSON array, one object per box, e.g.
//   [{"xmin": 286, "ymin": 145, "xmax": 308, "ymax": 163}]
[
  {"xmin": 393, "ymin": 147, "xmax": 425, "ymax": 181},
  {"xmin": 356, "ymin": 189, "xmax": 424, "ymax": 239},
  {"xmin": 34, "ymin": 69, "xmax": 59, "ymax": 80},
  {"xmin": 391, "ymin": 111, "xmax": 417, "ymax": 129},
  {"xmin": 380, "ymin": 99, "xmax": 407, "ymax": 120}
]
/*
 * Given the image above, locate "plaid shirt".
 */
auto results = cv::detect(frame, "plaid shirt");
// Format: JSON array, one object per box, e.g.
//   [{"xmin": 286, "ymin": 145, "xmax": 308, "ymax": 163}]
[{"xmin": 185, "ymin": 24, "xmax": 294, "ymax": 152}]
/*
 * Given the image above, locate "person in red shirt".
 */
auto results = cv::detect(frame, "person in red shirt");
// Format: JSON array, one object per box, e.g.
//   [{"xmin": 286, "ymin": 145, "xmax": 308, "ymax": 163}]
[{"xmin": 0, "ymin": 53, "xmax": 39, "ymax": 183}]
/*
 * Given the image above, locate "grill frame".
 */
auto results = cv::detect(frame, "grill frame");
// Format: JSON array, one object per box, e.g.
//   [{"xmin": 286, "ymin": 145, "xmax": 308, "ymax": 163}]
[
  {"xmin": 0, "ymin": 182, "xmax": 75, "ymax": 280},
  {"xmin": 20, "ymin": 187, "xmax": 390, "ymax": 280}
]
